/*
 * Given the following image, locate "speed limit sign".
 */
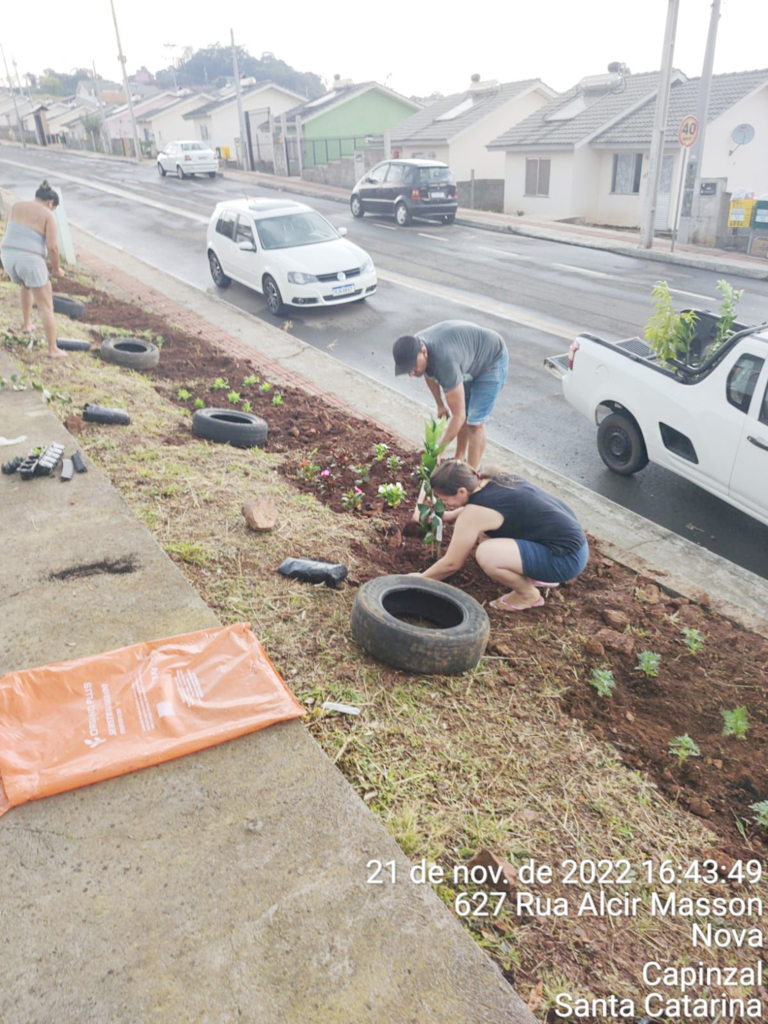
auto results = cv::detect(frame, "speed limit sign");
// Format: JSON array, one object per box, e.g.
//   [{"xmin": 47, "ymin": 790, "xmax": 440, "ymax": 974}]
[{"xmin": 679, "ymin": 115, "xmax": 699, "ymax": 147}]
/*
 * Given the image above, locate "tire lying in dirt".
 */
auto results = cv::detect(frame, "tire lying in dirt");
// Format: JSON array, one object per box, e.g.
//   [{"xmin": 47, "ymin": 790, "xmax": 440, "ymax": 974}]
[
  {"xmin": 82, "ymin": 404, "xmax": 131, "ymax": 425},
  {"xmin": 351, "ymin": 574, "xmax": 490, "ymax": 676},
  {"xmin": 99, "ymin": 336, "xmax": 160, "ymax": 371},
  {"xmin": 53, "ymin": 294, "xmax": 86, "ymax": 319},
  {"xmin": 56, "ymin": 338, "xmax": 91, "ymax": 351},
  {"xmin": 192, "ymin": 408, "xmax": 268, "ymax": 448}
]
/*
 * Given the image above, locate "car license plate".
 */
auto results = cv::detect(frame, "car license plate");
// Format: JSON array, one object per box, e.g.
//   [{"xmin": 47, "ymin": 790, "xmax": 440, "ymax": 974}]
[
  {"xmin": 332, "ymin": 284, "xmax": 356, "ymax": 296},
  {"xmin": 430, "ymin": 191, "xmax": 446, "ymax": 199}
]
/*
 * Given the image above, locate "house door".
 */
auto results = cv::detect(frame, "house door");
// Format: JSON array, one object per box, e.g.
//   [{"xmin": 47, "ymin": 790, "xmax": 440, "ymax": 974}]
[{"xmin": 654, "ymin": 154, "xmax": 675, "ymax": 230}]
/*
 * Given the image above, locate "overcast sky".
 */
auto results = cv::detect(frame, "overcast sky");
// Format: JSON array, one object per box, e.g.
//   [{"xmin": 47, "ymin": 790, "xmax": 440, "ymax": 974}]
[{"xmin": 2, "ymin": 0, "xmax": 767, "ymax": 98}]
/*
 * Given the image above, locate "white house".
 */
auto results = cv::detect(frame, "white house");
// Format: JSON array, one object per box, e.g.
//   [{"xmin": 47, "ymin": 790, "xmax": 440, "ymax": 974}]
[
  {"xmin": 389, "ymin": 76, "xmax": 557, "ymax": 210},
  {"xmin": 182, "ymin": 82, "xmax": 305, "ymax": 164},
  {"xmin": 487, "ymin": 66, "xmax": 768, "ymax": 231},
  {"xmin": 105, "ymin": 91, "xmax": 178, "ymax": 148},
  {"xmin": 136, "ymin": 91, "xmax": 213, "ymax": 153}
]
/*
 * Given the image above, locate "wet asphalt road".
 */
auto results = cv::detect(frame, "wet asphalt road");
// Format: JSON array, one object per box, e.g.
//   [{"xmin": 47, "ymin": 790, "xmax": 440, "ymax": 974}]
[{"xmin": 2, "ymin": 144, "xmax": 767, "ymax": 579}]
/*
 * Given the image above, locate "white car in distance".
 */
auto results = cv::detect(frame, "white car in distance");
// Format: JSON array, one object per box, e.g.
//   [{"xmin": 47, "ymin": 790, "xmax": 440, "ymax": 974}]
[
  {"xmin": 206, "ymin": 198, "xmax": 377, "ymax": 315},
  {"xmin": 158, "ymin": 141, "xmax": 219, "ymax": 179}
]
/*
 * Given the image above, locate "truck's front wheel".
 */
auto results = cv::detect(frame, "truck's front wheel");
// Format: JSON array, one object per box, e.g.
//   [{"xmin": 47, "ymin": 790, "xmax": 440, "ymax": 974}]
[{"xmin": 597, "ymin": 413, "xmax": 648, "ymax": 475}]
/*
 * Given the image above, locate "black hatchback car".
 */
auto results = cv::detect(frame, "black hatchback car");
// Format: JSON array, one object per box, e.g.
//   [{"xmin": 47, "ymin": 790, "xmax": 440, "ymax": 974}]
[{"xmin": 350, "ymin": 159, "xmax": 458, "ymax": 226}]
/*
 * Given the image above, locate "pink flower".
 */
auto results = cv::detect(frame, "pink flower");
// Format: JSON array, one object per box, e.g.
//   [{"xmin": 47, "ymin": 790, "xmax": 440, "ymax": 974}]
[
  {"xmin": 320, "ymin": 469, "xmax": 331, "ymax": 478},
  {"xmin": 354, "ymin": 486, "xmax": 363, "ymax": 494}
]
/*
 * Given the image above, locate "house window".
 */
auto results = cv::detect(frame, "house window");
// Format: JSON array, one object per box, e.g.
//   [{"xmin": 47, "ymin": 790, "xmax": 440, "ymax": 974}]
[
  {"xmin": 611, "ymin": 153, "xmax": 643, "ymax": 194},
  {"xmin": 525, "ymin": 158, "xmax": 550, "ymax": 197}
]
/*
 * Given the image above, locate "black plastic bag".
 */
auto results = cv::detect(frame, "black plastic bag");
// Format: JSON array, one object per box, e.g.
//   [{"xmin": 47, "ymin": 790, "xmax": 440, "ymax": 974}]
[{"xmin": 278, "ymin": 557, "xmax": 348, "ymax": 588}]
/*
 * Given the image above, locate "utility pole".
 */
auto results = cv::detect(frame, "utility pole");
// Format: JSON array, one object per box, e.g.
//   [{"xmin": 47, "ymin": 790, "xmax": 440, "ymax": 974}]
[
  {"xmin": 92, "ymin": 61, "xmax": 110, "ymax": 153},
  {"xmin": 109, "ymin": 0, "xmax": 142, "ymax": 162},
  {"xmin": 639, "ymin": 0, "xmax": 681, "ymax": 248},
  {"xmin": 678, "ymin": 0, "xmax": 721, "ymax": 244},
  {"xmin": 231, "ymin": 29, "xmax": 251, "ymax": 171},
  {"xmin": 0, "ymin": 43, "xmax": 26, "ymax": 148}
]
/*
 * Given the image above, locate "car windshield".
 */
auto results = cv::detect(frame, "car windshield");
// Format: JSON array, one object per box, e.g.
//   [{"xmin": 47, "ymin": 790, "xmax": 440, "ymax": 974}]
[
  {"xmin": 256, "ymin": 212, "xmax": 338, "ymax": 250},
  {"xmin": 419, "ymin": 167, "xmax": 455, "ymax": 185},
  {"xmin": 181, "ymin": 143, "xmax": 208, "ymax": 151}
]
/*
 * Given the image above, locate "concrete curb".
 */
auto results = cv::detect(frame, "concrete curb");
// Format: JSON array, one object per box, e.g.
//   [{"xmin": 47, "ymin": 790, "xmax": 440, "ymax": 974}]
[{"xmin": 69, "ymin": 224, "xmax": 768, "ymax": 640}]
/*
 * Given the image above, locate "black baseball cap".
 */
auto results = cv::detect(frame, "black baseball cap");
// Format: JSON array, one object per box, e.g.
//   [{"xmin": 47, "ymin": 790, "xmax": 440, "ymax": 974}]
[{"xmin": 393, "ymin": 335, "xmax": 422, "ymax": 375}]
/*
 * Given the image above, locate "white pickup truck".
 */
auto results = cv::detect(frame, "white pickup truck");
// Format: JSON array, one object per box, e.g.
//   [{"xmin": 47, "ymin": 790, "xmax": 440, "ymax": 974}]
[{"xmin": 545, "ymin": 312, "xmax": 768, "ymax": 527}]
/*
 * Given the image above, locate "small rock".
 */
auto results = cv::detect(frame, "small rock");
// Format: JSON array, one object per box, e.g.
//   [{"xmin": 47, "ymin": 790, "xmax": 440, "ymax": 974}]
[
  {"xmin": 466, "ymin": 848, "xmax": 517, "ymax": 893},
  {"xmin": 242, "ymin": 497, "xmax": 277, "ymax": 531},
  {"xmin": 643, "ymin": 584, "xmax": 662, "ymax": 605},
  {"xmin": 602, "ymin": 608, "xmax": 630, "ymax": 629},
  {"xmin": 517, "ymin": 809, "xmax": 543, "ymax": 825},
  {"xmin": 64, "ymin": 414, "xmax": 86, "ymax": 433},
  {"xmin": 661, "ymin": 768, "xmax": 675, "ymax": 783},
  {"xmin": 287, "ymin": 426, "xmax": 300, "ymax": 438},
  {"xmin": 594, "ymin": 628, "xmax": 635, "ymax": 657},
  {"xmin": 695, "ymin": 591, "xmax": 712, "ymax": 608},
  {"xmin": 687, "ymin": 797, "xmax": 713, "ymax": 819},
  {"xmin": 713, "ymin": 759, "xmax": 723, "ymax": 770},
  {"xmin": 679, "ymin": 603, "xmax": 703, "ymax": 625},
  {"xmin": 584, "ymin": 638, "xmax": 605, "ymax": 657},
  {"xmin": 625, "ymin": 711, "xmax": 635, "ymax": 723}
]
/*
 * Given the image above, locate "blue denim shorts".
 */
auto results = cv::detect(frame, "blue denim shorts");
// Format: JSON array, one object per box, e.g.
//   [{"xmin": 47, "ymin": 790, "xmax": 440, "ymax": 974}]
[
  {"xmin": 464, "ymin": 346, "xmax": 509, "ymax": 425},
  {"xmin": 516, "ymin": 539, "xmax": 590, "ymax": 584}
]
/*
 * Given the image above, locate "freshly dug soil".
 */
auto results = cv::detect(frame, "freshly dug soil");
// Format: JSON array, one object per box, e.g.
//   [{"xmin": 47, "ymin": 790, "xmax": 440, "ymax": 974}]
[{"xmin": 70, "ymin": 280, "xmax": 768, "ymax": 855}]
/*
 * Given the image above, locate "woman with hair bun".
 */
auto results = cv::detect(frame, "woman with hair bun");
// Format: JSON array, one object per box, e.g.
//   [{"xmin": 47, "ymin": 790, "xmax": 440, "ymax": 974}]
[
  {"xmin": 0, "ymin": 181, "xmax": 65, "ymax": 358},
  {"xmin": 412, "ymin": 460, "xmax": 589, "ymax": 611}
]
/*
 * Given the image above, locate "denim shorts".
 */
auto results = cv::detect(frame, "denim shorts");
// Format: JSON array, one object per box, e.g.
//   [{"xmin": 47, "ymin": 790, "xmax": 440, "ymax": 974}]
[
  {"xmin": 516, "ymin": 538, "xmax": 590, "ymax": 584},
  {"xmin": 464, "ymin": 346, "xmax": 509, "ymax": 425}
]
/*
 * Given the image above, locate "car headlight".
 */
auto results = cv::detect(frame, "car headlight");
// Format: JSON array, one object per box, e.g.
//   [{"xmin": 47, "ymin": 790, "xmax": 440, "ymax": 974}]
[
  {"xmin": 360, "ymin": 258, "xmax": 374, "ymax": 274},
  {"xmin": 287, "ymin": 271, "xmax": 318, "ymax": 284}
]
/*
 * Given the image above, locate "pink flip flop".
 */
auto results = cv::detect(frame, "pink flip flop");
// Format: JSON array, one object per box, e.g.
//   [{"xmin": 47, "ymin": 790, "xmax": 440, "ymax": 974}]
[{"xmin": 489, "ymin": 594, "xmax": 545, "ymax": 612}]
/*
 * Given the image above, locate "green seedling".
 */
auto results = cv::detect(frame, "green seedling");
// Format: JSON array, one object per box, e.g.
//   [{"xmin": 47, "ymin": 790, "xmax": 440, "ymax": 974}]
[
  {"xmin": 378, "ymin": 482, "xmax": 406, "ymax": 508},
  {"xmin": 636, "ymin": 650, "xmax": 661, "ymax": 678},
  {"xmin": 227, "ymin": 390, "xmax": 241, "ymax": 404},
  {"xmin": 243, "ymin": 374, "xmax": 259, "ymax": 387},
  {"xmin": 241, "ymin": 400, "xmax": 252, "ymax": 413},
  {"xmin": 299, "ymin": 452, "xmax": 320, "ymax": 482},
  {"xmin": 259, "ymin": 381, "xmax": 273, "ymax": 393},
  {"xmin": 669, "ymin": 734, "xmax": 701, "ymax": 767},
  {"xmin": 212, "ymin": 377, "xmax": 228, "ymax": 390},
  {"xmin": 387, "ymin": 454, "xmax": 403, "ymax": 474},
  {"xmin": 272, "ymin": 392, "xmax": 284, "ymax": 406},
  {"xmin": 751, "ymin": 801, "xmax": 768, "ymax": 830},
  {"xmin": 176, "ymin": 388, "xmax": 192, "ymax": 402},
  {"xmin": 341, "ymin": 487, "xmax": 364, "ymax": 512},
  {"xmin": 644, "ymin": 281, "xmax": 698, "ymax": 365},
  {"xmin": 711, "ymin": 279, "xmax": 744, "ymax": 353},
  {"xmin": 193, "ymin": 397, "xmax": 204, "ymax": 409},
  {"xmin": 589, "ymin": 668, "xmax": 616, "ymax": 698},
  {"xmin": 721, "ymin": 706, "xmax": 749, "ymax": 740},
  {"xmin": 681, "ymin": 627, "xmax": 705, "ymax": 654},
  {"xmin": 372, "ymin": 442, "xmax": 389, "ymax": 461},
  {"xmin": 350, "ymin": 463, "xmax": 370, "ymax": 485}
]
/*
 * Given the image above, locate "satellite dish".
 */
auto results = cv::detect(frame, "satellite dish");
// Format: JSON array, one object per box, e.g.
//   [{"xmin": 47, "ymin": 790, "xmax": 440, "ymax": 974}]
[{"xmin": 731, "ymin": 123, "xmax": 755, "ymax": 146}]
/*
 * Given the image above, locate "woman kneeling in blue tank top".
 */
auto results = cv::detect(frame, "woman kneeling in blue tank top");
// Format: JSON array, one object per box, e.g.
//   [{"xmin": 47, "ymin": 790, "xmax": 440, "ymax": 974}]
[{"xmin": 413, "ymin": 460, "xmax": 589, "ymax": 612}]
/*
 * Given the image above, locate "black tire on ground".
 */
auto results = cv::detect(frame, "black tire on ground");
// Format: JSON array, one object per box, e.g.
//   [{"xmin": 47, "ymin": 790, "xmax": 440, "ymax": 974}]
[
  {"xmin": 208, "ymin": 251, "xmax": 231, "ymax": 288},
  {"xmin": 395, "ymin": 202, "xmax": 411, "ymax": 227},
  {"xmin": 158, "ymin": 162, "xmax": 166, "ymax": 177},
  {"xmin": 208, "ymin": 171, "xmax": 217, "ymax": 178},
  {"xmin": 263, "ymin": 275, "xmax": 284, "ymax": 316},
  {"xmin": 83, "ymin": 404, "xmax": 131, "ymax": 425},
  {"xmin": 350, "ymin": 195, "xmax": 364, "ymax": 218},
  {"xmin": 351, "ymin": 574, "xmax": 490, "ymax": 676},
  {"xmin": 597, "ymin": 412, "xmax": 649, "ymax": 475},
  {"xmin": 53, "ymin": 294, "xmax": 86, "ymax": 319},
  {"xmin": 176, "ymin": 164, "xmax": 185, "ymax": 180},
  {"xmin": 56, "ymin": 338, "xmax": 91, "ymax": 351},
  {"xmin": 442, "ymin": 213, "xmax": 456, "ymax": 224},
  {"xmin": 99, "ymin": 337, "xmax": 160, "ymax": 371},
  {"xmin": 192, "ymin": 408, "xmax": 268, "ymax": 448}
]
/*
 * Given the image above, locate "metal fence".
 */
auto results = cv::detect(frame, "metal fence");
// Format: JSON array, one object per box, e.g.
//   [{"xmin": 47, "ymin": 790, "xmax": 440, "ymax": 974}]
[{"xmin": 302, "ymin": 135, "xmax": 382, "ymax": 169}]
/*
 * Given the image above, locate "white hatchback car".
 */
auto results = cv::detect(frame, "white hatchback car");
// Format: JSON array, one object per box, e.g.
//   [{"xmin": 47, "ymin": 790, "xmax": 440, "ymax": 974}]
[
  {"xmin": 206, "ymin": 198, "xmax": 377, "ymax": 315},
  {"xmin": 158, "ymin": 141, "xmax": 219, "ymax": 179}
]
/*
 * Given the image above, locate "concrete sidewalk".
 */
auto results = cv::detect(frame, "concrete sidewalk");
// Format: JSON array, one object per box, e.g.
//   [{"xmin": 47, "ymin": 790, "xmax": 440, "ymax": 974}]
[
  {"xmin": 222, "ymin": 167, "xmax": 768, "ymax": 282},
  {"xmin": 0, "ymin": 347, "xmax": 535, "ymax": 1024}
]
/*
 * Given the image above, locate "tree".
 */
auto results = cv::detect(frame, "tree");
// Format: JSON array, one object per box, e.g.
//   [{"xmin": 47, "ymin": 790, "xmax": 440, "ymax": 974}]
[
  {"xmin": 37, "ymin": 67, "xmax": 92, "ymax": 95},
  {"xmin": 167, "ymin": 44, "xmax": 324, "ymax": 98}
]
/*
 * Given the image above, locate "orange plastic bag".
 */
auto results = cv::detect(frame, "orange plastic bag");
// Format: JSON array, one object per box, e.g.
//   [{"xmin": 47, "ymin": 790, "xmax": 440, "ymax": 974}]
[{"xmin": 0, "ymin": 622, "xmax": 304, "ymax": 815}]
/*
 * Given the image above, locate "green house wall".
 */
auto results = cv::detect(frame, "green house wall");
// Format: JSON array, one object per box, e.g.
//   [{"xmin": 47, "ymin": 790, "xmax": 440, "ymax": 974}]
[{"xmin": 302, "ymin": 89, "xmax": 418, "ymax": 141}]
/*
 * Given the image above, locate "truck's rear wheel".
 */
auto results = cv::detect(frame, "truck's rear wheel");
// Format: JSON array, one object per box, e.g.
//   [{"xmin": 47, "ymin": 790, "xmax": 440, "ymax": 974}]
[{"xmin": 597, "ymin": 413, "xmax": 648, "ymax": 475}]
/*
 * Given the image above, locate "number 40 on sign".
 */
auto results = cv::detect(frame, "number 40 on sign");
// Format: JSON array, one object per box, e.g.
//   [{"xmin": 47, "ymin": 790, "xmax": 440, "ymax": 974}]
[{"xmin": 679, "ymin": 115, "xmax": 699, "ymax": 148}]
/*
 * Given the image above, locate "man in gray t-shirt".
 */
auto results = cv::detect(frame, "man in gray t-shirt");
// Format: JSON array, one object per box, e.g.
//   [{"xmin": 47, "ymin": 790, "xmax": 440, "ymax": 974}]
[{"xmin": 392, "ymin": 320, "xmax": 509, "ymax": 467}]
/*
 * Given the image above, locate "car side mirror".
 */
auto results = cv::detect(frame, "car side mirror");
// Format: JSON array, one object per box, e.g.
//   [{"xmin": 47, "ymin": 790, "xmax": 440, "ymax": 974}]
[
  {"xmin": 364, "ymin": 176, "xmax": 374, "ymax": 184},
  {"xmin": 238, "ymin": 241, "xmax": 256, "ymax": 252},
  {"xmin": 337, "ymin": 227, "xmax": 348, "ymax": 237}
]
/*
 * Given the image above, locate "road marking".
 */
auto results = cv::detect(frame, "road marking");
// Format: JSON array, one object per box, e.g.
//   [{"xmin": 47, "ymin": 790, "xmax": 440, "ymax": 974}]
[
  {"xmin": 670, "ymin": 287, "xmax": 715, "ymax": 303},
  {"xmin": 551, "ymin": 262, "xmax": 612, "ymax": 278},
  {"xmin": 0, "ymin": 156, "xmax": 210, "ymax": 224},
  {"xmin": 476, "ymin": 246, "xmax": 534, "ymax": 260},
  {"xmin": 418, "ymin": 232, "xmax": 450, "ymax": 242},
  {"xmin": 377, "ymin": 268, "xmax": 577, "ymax": 341},
  {"xmin": 372, "ymin": 222, "xmax": 396, "ymax": 230}
]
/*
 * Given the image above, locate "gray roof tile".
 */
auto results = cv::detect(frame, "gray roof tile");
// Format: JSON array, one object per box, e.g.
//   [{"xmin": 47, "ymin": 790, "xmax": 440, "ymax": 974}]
[
  {"xmin": 594, "ymin": 67, "xmax": 768, "ymax": 144},
  {"xmin": 389, "ymin": 80, "xmax": 546, "ymax": 144}
]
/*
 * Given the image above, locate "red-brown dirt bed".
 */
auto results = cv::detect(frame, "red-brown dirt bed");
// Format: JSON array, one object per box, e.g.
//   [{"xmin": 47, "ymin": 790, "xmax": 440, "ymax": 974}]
[{"xmin": 62, "ymin": 282, "xmax": 768, "ymax": 855}]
